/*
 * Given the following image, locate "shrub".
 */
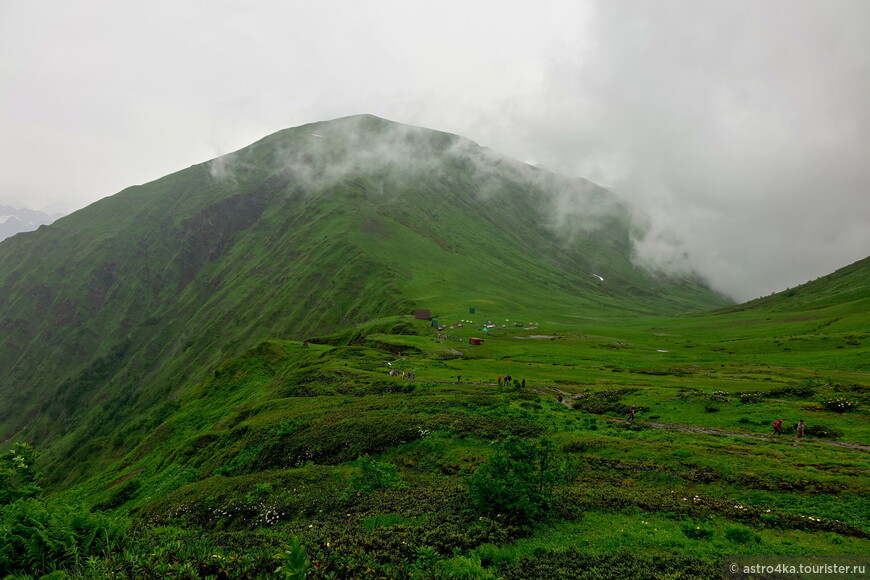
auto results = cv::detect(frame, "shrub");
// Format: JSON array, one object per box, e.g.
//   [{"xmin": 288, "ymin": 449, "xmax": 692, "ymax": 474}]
[
  {"xmin": 822, "ymin": 398, "xmax": 858, "ymax": 413},
  {"xmin": 680, "ymin": 522, "xmax": 714, "ymax": 540},
  {"xmin": 724, "ymin": 525, "xmax": 761, "ymax": 544},
  {"xmin": 572, "ymin": 399, "xmax": 624, "ymax": 415},
  {"xmin": 738, "ymin": 392, "xmax": 764, "ymax": 404},
  {"xmin": 804, "ymin": 424, "xmax": 844, "ymax": 439},
  {"xmin": 0, "ymin": 498, "xmax": 128, "ymax": 577},
  {"xmin": 703, "ymin": 401, "xmax": 720, "ymax": 413},
  {"xmin": 467, "ymin": 437, "xmax": 561, "ymax": 523},
  {"xmin": 767, "ymin": 385, "xmax": 815, "ymax": 399},
  {"xmin": 342, "ymin": 455, "xmax": 403, "ymax": 499}
]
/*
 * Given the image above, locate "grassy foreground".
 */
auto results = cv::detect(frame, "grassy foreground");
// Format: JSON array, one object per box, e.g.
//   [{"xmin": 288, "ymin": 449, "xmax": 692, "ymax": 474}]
[{"xmin": 2, "ymin": 291, "xmax": 866, "ymax": 579}]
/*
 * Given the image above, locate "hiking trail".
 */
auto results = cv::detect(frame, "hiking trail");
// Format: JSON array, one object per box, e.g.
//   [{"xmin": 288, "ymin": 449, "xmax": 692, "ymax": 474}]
[{"xmin": 536, "ymin": 385, "xmax": 870, "ymax": 453}]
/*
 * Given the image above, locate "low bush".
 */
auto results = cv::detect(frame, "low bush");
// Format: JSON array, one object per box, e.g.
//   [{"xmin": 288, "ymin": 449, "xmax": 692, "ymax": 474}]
[
  {"xmin": 804, "ymin": 424, "xmax": 844, "ymax": 438},
  {"xmin": 341, "ymin": 455, "xmax": 403, "ymax": 499},
  {"xmin": 821, "ymin": 398, "xmax": 858, "ymax": 413},
  {"xmin": 681, "ymin": 522, "xmax": 714, "ymax": 540},
  {"xmin": 766, "ymin": 385, "xmax": 815, "ymax": 399},
  {"xmin": 737, "ymin": 392, "xmax": 764, "ymax": 404},
  {"xmin": 724, "ymin": 525, "xmax": 762, "ymax": 544}
]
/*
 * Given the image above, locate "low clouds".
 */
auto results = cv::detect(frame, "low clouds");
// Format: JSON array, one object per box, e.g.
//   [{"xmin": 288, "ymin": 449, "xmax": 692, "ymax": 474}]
[{"xmin": 2, "ymin": 0, "xmax": 868, "ymax": 301}]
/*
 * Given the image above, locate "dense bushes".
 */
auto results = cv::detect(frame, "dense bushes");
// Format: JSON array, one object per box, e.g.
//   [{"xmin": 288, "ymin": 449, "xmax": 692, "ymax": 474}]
[
  {"xmin": 0, "ymin": 498, "xmax": 128, "ymax": 577},
  {"xmin": 497, "ymin": 549, "xmax": 717, "ymax": 580},
  {"xmin": 571, "ymin": 389, "xmax": 642, "ymax": 416},
  {"xmin": 206, "ymin": 411, "xmax": 542, "ymax": 477}
]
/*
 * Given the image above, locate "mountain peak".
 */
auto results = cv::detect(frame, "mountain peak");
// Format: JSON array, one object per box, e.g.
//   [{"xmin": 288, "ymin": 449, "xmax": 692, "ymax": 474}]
[{"xmin": 0, "ymin": 116, "xmax": 731, "ymax": 482}]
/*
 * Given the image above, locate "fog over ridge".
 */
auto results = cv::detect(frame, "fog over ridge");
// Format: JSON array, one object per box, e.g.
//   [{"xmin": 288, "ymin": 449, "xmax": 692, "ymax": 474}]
[
  {"xmin": 2, "ymin": 1, "xmax": 868, "ymax": 301},
  {"xmin": 207, "ymin": 115, "xmax": 650, "ymax": 283}
]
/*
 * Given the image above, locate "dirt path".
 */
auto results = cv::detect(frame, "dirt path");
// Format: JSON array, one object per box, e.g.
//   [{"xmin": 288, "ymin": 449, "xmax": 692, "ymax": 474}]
[
  {"xmin": 536, "ymin": 385, "xmax": 870, "ymax": 453},
  {"xmin": 392, "ymin": 379, "xmax": 869, "ymax": 452}
]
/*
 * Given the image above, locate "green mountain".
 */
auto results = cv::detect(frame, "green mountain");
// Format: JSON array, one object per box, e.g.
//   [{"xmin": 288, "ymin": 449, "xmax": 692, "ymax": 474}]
[
  {"xmin": 0, "ymin": 115, "xmax": 728, "ymax": 483},
  {"xmin": 0, "ymin": 116, "xmax": 867, "ymax": 578},
  {"xmin": 721, "ymin": 255, "xmax": 870, "ymax": 314}
]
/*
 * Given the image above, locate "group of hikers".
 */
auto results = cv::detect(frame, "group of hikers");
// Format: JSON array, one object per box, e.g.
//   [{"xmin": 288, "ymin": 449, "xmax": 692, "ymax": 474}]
[
  {"xmin": 385, "ymin": 360, "xmax": 416, "ymax": 380},
  {"xmin": 497, "ymin": 375, "xmax": 525, "ymax": 389},
  {"xmin": 387, "ymin": 350, "xmax": 812, "ymax": 446},
  {"xmin": 623, "ymin": 406, "xmax": 808, "ymax": 443},
  {"xmin": 773, "ymin": 418, "xmax": 806, "ymax": 442}
]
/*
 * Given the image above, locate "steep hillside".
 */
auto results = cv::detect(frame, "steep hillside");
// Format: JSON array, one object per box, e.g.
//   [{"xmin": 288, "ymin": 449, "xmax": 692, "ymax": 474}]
[
  {"xmin": 720, "ymin": 255, "xmax": 869, "ymax": 313},
  {"xmin": 0, "ymin": 115, "xmax": 728, "ymax": 484}
]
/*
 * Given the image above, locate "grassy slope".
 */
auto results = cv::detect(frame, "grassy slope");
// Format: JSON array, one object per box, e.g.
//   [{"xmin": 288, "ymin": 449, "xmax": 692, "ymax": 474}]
[
  {"xmin": 57, "ymin": 257, "xmax": 868, "ymax": 577},
  {"xmin": 0, "ymin": 115, "xmax": 729, "ymax": 486}
]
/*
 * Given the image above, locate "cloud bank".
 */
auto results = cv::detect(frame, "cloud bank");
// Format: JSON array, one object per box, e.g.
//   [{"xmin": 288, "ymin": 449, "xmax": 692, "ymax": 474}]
[{"xmin": 2, "ymin": 0, "xmax": 868, "ymax": 300}]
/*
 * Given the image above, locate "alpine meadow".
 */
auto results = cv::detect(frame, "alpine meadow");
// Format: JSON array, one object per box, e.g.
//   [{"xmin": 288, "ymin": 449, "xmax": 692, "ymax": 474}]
[{"xmin": 0, "ymin": 115, "xmax": 867, "ymax": 579}]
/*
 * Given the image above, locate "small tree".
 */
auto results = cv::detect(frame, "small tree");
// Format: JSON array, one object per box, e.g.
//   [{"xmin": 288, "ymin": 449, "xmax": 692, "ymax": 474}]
[
  {"xmin": 0, "ymin": 442, "xmax": 41, "ymax": 505},
  {"xmin": 467, "ymin": 437, "xmax": 560, "ymax": 523}
]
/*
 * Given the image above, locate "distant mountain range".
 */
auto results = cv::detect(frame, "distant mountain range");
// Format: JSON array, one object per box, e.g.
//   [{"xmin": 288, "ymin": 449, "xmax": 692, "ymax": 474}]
[{"xmin": 0, "ymin": 205, "xmax": 65, "ymax": 242}]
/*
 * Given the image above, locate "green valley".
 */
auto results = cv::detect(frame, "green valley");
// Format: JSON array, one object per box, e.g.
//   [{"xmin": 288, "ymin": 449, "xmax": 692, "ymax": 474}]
[{"xmin": 0, "ymin": 116, "xmax": 866, "ymax": 579}]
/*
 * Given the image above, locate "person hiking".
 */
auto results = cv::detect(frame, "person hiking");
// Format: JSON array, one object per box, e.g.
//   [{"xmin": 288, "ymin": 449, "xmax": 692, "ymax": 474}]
[
  {"xmin": 628, "ymin": 405, "xmax": 637, "ymax": 421},
  {"xmin": 772, "ymin": 419, "xmax": 784, "ymax": 435},
  {"xmin": 521, "ymin": 378, "xmax": 526, "ymax": 389},
  {"xmin": 497, "ymin": 376, "xmax": 503, "ymax": 387},
  {"xmin": 557, "ymin": 393, "xmax": 564, "ymax": 403},
  {"xmin": 795, "ymin": 419, "xmax": 805, "ymax": 443}
]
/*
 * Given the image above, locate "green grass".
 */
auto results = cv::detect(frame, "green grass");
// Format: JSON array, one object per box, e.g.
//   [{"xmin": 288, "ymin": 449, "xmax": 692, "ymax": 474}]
[
  {"xmin": 29, "ymin": 285, "xmax": 857, "ymax": 578},
  {"xmin": 0, "ymin": 115, "xmax": 867, "ymax": 578}
]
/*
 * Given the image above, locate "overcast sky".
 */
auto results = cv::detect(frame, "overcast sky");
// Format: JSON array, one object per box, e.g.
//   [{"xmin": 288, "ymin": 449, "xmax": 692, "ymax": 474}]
[{"xmin": 1, "ymin": 1, "xmax": 868, "ymax": 301}]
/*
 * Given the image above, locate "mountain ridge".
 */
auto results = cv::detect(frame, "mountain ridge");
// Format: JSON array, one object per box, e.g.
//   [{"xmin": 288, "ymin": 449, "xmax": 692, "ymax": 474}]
[
  {"xmin": 0, "ymin": 114, "xmax": 730, "ymax": 483},
  {"xmin": 0, "ymin": 204, "xmax": 65, "ymax": 242}
]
